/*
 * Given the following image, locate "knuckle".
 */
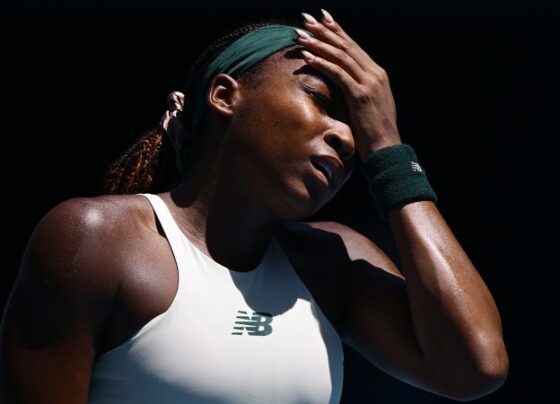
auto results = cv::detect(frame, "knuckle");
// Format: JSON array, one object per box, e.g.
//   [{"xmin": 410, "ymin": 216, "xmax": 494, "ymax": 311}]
[
  {"xmin": 354, "ymin": 87, "xmax": 372, "ymax": 105},
  {"xmin": 364, "ymin": 77, "xmax": 377, "ymax": 89},
  {"xmin": 367, "ymin": 69, "xmax": 388, "ymax": 86},
  {"xmin": 332, "ymin": 65, "xmax": 345, "ymax": 80},
  {"xmin": 339, "ymin": 41, "xmax": 350, "ymax": 53},
  {"xmin": 376, "ymin": 68, "xmax": 389, "ymax": 81},
  {"xmin": 346, "ymin": 39, "xmax": 359, "ymax": 52},
  {"xmin": 329, "ymin": 63, "xmax": 340, "ymax": 74},
  {"xmin": 334, "ymin": 48, "xmax": 345, "ymax": 60}
]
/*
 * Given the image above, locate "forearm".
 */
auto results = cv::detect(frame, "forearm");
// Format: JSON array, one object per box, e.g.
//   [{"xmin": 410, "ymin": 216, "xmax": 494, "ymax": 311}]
[{"xmin": 388, "ymin": 200, "xmax": 509, "ymax": 388}]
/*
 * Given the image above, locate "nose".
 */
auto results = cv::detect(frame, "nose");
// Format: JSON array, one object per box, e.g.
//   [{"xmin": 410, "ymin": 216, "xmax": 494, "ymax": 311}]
[{"xmin": 323, "ymin": 125, "xmax": 355, "ymax": 162}]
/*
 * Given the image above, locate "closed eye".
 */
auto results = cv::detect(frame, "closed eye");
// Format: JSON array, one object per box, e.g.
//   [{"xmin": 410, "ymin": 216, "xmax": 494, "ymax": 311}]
[
  {"xmin": 299, "ymin": 83, "xmax": 333, "ymax": 115},
  {"xmin": 309, "ymin": 91, "xmax": 331, "ymax": 114}
]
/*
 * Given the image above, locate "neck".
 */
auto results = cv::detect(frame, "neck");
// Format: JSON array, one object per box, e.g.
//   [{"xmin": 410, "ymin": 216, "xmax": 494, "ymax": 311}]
[{"xmin": 164, "ymin": 144, "xmax": 286, "ymax": 272}]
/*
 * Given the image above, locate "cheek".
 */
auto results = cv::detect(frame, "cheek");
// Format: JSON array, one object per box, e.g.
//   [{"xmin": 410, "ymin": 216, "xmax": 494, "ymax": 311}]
[
  {"xmin": 242, "ymin": 77, "xmax": 319, "ymax": 128},
  {"xmin": 267, "ymin": 98, "xmax": 317, "ymax": 136},
  {"xmin": 233, "ymin": 90, "xmax": 319, "ymax": 157}
]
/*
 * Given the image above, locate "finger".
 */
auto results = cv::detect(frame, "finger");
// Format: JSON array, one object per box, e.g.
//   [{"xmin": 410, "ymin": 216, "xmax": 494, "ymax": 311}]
[
  {"xmin": 319, "ymin": 10, "xmax": 380, "ymax": 67},
  {"xmin": 302, "ymin": 13, "xmax": 374, "ymax": 69},
  {"xmin": 301, "ymin": 12, "xmax": 380, "ymax": 71},
  {"xmin": 295, "ymin": 29, "xmax": 365, "ymax": 83},
  {"xmin": 319, "ymin": 10, "xmax": 360, "ymax": 50},
  {"xmin": 300, "ymin": 49, "xmax": 360, "ymax": 102}
]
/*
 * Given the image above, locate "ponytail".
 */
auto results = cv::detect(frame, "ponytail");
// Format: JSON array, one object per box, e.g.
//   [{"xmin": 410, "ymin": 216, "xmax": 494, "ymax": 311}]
[{"xmin": 101, "ymin": 127, "xmax": 180, "ymax": 194}]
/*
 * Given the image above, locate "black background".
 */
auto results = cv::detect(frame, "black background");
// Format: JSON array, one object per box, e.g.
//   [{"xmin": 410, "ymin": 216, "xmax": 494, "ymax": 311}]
[{"xmin": 2, "ymin": 1, "xmax": 558, "ymax": 403}]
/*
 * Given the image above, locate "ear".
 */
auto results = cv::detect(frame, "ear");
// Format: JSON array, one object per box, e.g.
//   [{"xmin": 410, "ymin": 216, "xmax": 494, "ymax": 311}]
[{"xmin": 206, "ymin": 73, "xmax": 241, "ymax": 118}]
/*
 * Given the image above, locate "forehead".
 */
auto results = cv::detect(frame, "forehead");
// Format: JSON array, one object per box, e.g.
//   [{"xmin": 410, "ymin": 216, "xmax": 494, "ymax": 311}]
[
  {"xmin": 264, "ymin": 47, "xmax": 333, "ymax": 87},
  {"xmin": 258, "ymin": 47, "xmax": 348, "ymax": 119}
]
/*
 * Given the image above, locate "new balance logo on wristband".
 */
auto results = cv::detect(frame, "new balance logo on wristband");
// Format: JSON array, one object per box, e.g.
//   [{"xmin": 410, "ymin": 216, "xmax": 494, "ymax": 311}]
[
  {"xmin": 411, "ymin": 162, "xmax": 423, "ymax": 172},
  {"xmin": 231, "ymin": 310, "xmax": 274, "ymax": 336}
]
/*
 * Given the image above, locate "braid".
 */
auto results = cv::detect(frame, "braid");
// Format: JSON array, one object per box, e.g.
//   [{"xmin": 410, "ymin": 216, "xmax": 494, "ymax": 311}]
[
  {"xmin": 102, "ymin": 18, "xmax": 297, "ymax": 194},
  {"xmin": 102, "ymin": 128, "xmax": 171, "ymax": 194}
]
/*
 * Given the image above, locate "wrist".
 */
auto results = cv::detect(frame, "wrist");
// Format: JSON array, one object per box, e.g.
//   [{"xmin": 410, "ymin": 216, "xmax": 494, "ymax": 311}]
[
  {"xmin": 362, "ymin": 142, "xmax": 402, "ymax": 159},
  {"xmin": 360, "ymin": 144, "xmax": 437, "ymax": 221},
  {"xmin": 360, "ymin": 140, "xmax": 403, "ymax": 160}
]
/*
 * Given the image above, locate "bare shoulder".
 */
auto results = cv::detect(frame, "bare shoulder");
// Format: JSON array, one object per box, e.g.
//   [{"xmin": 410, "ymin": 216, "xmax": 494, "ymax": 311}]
[
  {"xmin": 20, "ymin": 194, "xmax": 156, "ymax": 300},
  {"xmin": 29, "ymin": 193, "xmax": 154, "ymax": 253},
  {"xmin": 0, "ymin": 195, "xmax": 157, "ymax": 402},
  {"xmin": 36, "ymin": 193, "xmax": 154, "ymax": 240},
  {"xmin": 299, "ymin": 220, "xmax": 402, "ymax": 278}
]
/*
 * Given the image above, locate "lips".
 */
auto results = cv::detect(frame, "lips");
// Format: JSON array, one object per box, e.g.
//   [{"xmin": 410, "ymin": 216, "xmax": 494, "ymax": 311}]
[{"xmin": 310, "ymin": 155, "xmax": 343, "ymax": 188}]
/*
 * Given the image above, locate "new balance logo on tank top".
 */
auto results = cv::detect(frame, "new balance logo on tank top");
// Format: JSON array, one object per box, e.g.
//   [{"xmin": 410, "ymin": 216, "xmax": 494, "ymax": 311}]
[
  {"xmin": 88, "ymin": 193, "xmax": 344, "ymax": 404},
  {"xmin": 231, "ymin": 310, "xmax": 274, "ymax": 336}
]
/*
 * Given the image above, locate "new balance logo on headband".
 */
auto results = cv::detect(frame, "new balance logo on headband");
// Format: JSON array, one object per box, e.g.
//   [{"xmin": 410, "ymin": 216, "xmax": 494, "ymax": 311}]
[
  {"xmin": 231, "ymin": 310, "xmax": 274, "ymax": 336},
  {"xmin": 411, "ymin": 162, "xmax": 423, "ymax": 172}
]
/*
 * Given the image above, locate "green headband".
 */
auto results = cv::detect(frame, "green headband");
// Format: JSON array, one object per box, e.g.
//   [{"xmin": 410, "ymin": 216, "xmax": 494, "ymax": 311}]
[{"xmin": 189, "ymin": 24, "xmax": 306, "ymax": 135}]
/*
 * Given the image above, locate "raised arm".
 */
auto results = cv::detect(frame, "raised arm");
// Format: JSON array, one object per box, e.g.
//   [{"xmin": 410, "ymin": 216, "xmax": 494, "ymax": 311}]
[
  {"xmin": 296, "ymin": 10, "xmax": 508, "ymax": 401},
  {"xmin": 0, "ymin": 198, "xmax": 120, "ymax": 404}
]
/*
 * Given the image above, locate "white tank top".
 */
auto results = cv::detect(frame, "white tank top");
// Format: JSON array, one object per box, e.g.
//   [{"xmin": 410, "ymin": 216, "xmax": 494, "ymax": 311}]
[{"xmin": 88, "ymin": 193, "xmax": 344, "ymax": 403}]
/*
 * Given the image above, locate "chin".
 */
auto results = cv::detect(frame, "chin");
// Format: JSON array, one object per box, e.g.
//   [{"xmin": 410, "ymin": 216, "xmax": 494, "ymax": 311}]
[{"xmin": 274, "ymin": 180, "xmax": 333, "ymax": 221}]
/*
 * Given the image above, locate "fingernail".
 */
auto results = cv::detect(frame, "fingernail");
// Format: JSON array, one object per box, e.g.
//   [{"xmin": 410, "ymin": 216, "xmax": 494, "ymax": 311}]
[
  {"xmin": 301, "ymin": 50, "xmax": 315, "ymax": 60},
  {"xmin": 301, "ymin": 12, "xmax": 318, "ymax": 25},
  {"xmin": 321, "ymin": 9, "xmax": 334, "ymax": 23},
  {"xmin": 294, "ymin": 28, "xmax": 312, "ymax": 39}
]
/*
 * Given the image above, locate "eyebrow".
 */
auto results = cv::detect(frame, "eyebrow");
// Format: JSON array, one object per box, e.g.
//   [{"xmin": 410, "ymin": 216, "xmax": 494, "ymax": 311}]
[
  {"xmin": 283, "ymin": 46, "xmax": 336, "ymax": 87},
  {"xmin": 294, "ymin": 64, "xmax": 334, "ymax": 87}
]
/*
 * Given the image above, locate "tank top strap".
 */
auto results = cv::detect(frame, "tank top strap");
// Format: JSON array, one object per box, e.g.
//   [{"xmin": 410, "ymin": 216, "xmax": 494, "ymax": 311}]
[{"xmin": 139, "ymin": 193, "xmax": 188, "ymax": 268}]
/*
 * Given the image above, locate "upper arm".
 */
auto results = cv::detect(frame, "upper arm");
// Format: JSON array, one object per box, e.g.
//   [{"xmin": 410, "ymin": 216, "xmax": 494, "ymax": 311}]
[
  {"xmin": 312, "ymin": 221, "xmax": 440, "ymax": 392},
  {"xmin": 0, "ymin": 198, "xmax": 121, "ymax": 403}
]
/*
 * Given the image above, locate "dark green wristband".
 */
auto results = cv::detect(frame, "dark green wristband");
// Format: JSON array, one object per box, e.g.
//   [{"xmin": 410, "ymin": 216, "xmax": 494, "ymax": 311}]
[{"xmin": 360, "ymin": 144, "xmax": 437, "ymax": 220}]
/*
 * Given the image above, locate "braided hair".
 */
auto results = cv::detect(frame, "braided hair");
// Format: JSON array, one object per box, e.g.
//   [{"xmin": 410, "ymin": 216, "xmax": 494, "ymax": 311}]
[{"xmin": 102, "ymin": 18, "xmax": 298, "ymax": 194}]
